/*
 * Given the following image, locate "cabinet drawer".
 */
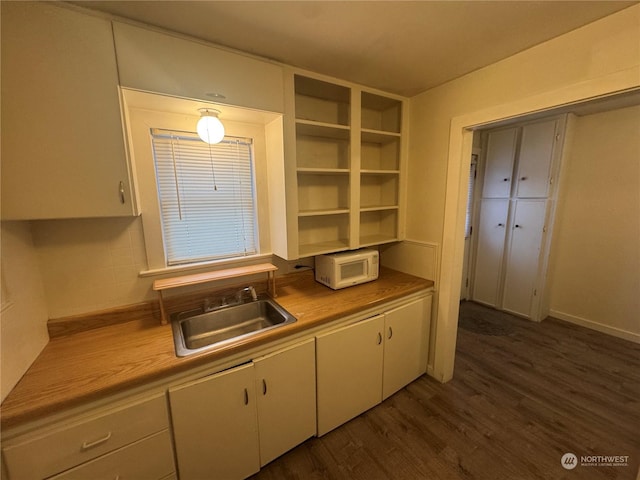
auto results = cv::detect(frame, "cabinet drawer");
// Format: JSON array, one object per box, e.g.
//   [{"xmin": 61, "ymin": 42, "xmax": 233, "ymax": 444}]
[
  {"xmin": 2, "ymin": 394, "xmax": 169, "ymax": 480},
  {"xmin": 49, "ymin": 430, "xmax": 174, "ymax": 480}
]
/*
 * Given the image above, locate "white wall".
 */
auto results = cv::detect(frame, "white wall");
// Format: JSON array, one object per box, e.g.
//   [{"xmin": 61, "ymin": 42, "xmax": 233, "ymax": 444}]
[
  {"xmin": 548, "ymin": 105, "xmax": 640, "ymax": 342},
  {"xmin": 0, "ymin": 222, "xmax": 49, "ymax": 401},
  {"xmin": 402, "ymin": 4, "xmax": 639, "ymax": 381},
  {"xmin": 31, "ymin": 217, "xmax": 152, "ymax": 318}
]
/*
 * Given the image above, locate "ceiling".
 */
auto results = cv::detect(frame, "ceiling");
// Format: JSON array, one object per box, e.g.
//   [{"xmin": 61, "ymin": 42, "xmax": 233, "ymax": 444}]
[{"xmin": 72, "ymin": 1, "xmax": 636, "ymax": 97}]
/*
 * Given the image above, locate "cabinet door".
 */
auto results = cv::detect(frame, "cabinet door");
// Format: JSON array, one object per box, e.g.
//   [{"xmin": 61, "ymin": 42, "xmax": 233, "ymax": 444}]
[
  {"xmin": 316, "ymin": 315, "xmax": 385, "ymax": 436},
  {"xmin": 502, "ymin": 200, "xmax": 547, "ymax": 318},
  {"xmin": 515, "ymin": 119, "xmax": 558, "ymax": 198},
  {"xmin": 113, "ymin": 22, "xmax": 284, "ymax": 113},
  {"xmin": 382, "ymin": 296, "xmax": 432, "ymax": 400},
  {"xmin": 1, "ymin": 3, "xmax": 134, "ymax": 219},
  {"xmin": 482, "ymin": 128, "xmax": 518, "ymax": 198},
  {"xmin": 472, "ymin": 199, "xmax": 510, "ymax": 307},
  {"xmin": 254, "ymin": 339, "xmax": 316, "ymax": 466},
  {"xmin": 168, "ymin": 363, "xmax": 259, "ymax": 480}
]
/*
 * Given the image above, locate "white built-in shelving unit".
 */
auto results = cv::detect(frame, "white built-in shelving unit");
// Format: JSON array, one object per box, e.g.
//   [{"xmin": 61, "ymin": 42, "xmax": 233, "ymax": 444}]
[{"xmin": 270, "ymin": 71, "xmax": 408, "ymax": 260}]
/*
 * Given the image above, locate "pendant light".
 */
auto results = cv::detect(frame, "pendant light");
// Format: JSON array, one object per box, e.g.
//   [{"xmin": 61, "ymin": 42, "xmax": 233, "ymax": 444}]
[{"xmin": 197, "ymin": 108, "xmax": 225, "ymax": 144}]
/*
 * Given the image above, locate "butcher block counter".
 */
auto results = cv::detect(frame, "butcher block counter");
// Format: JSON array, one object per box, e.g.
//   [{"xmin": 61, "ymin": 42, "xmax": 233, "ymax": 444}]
[{"xmin": 0, "ymin": 268, "xmax": 433, "ymax": 430}]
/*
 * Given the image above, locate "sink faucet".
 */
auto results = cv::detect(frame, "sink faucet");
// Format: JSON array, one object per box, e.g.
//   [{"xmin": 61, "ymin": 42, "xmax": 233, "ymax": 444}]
[
  {"xmin": 204, "ymin": 297, "xmax": 228, "ymax": 313},
  {"xmin": 237, "ymin": 286, "xmax": 258, "ymax": 302},
  {"xmin": 203, "ymin": 286, "xmax": 257, "ymax": 313}
]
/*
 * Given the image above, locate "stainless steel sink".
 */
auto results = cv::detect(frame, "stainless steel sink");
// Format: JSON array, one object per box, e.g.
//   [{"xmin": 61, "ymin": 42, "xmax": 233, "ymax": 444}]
[{"xmin": 171, "ymin": 295, "xmax": 296, "ymax": 357}]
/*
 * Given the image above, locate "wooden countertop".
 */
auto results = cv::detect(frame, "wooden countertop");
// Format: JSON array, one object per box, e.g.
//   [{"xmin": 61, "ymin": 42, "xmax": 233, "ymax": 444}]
[{"xmin": 0, "ymin": 268, "xmax": 433, "ymax": 429}]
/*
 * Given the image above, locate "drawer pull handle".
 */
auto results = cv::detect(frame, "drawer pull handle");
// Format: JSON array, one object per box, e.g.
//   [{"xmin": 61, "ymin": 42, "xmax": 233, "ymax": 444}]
[
  {"xmin": 118, "ymin": 181, "xmax": 125, "ymax": 204},
  {"xmin": 81, "ymin": 432, "xmax": 112, "ymax": 450}
]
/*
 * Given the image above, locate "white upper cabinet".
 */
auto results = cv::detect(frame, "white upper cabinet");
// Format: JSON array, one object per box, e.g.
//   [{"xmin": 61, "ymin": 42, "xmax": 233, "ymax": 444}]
[
  {"xmin": 515, "ymin": 120, "xmax": 559, "ymax": 198},
  {"xmin": 482, "ymin": 128, "xmax": 518, "ymax": 198},
  {"xmin": 1, "ymin": 3, "xmax": 136, "ymax": 220},
  {"xmin": 112, "ymin": 22, "xmax": 284, "ymax": 113}
]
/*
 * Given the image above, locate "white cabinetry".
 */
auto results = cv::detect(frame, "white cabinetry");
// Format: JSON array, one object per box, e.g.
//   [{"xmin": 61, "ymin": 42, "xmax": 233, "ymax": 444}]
[
  {"xmin": 254, "ymin": 340, "xmax": 317, "ymax": 466},
  {"xmin": 382, "ymin": 296, "xmax": 432, "ymax": 400},
  {"xmin": 472, "ymin": 116, "xmax": 565, "ymax": 320},
  {"xmin": 316, "ymin": 315, "xmax": 385, "ymax": 435},
  {"xmin": 169, "ymin": 363, "xmax": 260, "ymax": 480},
  {"xmin": 1, "ymin": 394, "xmax": 173, "ymax": 480},
  {"xmin": 169, "ymin": 340, "xmax": 316, "ymax": 479},
  {"xmin": 112, "ymin": 22, "xmax": 284, "ymax": 113},
  {"xmin": 515, "ymin": 120, "xmax": 558, "ymax": 198},
  {"xmin": 0, "ymin": 2, "xmax": 136, "ymax": 220},
  {"xmin": 270, "ymin": 71, "xmax": 408, "ymax": 259},
  {"xmin": 316, "ymin": 295, "xmax": 431, "ymax": 435},
  {"xmin": 501, "ymin": 200, "xmax": 547, "ymax": 317},
  {"xmin": 472, "ymin": 199, "xmax": 510, "ymax": 306},
  {"xmin": 482, "ymin": 128, "xmax": 518, "ymax": 198}
]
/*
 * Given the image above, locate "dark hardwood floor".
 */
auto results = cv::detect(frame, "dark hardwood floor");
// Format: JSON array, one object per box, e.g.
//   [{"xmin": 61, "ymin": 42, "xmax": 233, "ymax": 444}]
[{"xmin": 251, "ymin": 301, "xmax": 640, "ymax": 480}]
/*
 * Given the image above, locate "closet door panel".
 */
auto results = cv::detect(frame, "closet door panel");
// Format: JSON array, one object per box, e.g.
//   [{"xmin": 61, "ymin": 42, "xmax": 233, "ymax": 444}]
[
  {"xmin": 502, "ymin": 200, "xmax": 546, "ymax": 318},
  {"xmin": 472, "ymin": 199, "xmax": 510, "ymax": 307},
  {"xmin": 482, "ymin": 128, "xmax": 518, "ymax": 198},
  {"xmin": 516, "ymin": 120, "xmax": 557, "ymax": 198}
]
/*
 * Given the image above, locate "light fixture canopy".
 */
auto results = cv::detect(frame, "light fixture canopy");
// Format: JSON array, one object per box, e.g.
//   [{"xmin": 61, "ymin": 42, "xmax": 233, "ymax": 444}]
[{"xmin": 197, "ymin": 108, "xmax": 225, "ymax": 144}]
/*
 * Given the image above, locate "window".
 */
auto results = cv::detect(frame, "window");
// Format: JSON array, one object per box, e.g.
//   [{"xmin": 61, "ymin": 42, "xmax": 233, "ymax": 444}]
[{"xmin": 151, "ymin": 129, "xmax": 257, "ymax": 265}]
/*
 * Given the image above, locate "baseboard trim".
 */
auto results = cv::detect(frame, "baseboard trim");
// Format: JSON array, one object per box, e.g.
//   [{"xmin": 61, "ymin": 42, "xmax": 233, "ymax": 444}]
[{"xmin": 549, "ymin": 310, "xmax": 640, "ymax": 344}]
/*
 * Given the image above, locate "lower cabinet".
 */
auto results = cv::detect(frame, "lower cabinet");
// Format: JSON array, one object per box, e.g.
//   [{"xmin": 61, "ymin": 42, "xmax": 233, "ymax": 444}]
[
  {"xmin": 169, "ymin": 339, "xmax": 316, "ymax": 480},
  {"xmin": 48, "ymin": 431, "xmax": 174, "ymax": 480},
  {"xmin": 316, "ymin": 295, "xmax": 431, "ymax": 435},
  {"xmin": 1, "ymin": 394, "xmax": 173, "ymax": 480},
  {"xmin": 316, "ymin": 315, "xmax": 385, "ymax": 435},
  {"xmin": 1, "ymin": 293, "xmax": 431, "ymax": 480},
  {"xmin": 254, "ymin": 340, "xmax": 317, "ymax": 466},
  {"xmin": 382, "ymin": 296, "xmax": 432, "ymax": 400}
]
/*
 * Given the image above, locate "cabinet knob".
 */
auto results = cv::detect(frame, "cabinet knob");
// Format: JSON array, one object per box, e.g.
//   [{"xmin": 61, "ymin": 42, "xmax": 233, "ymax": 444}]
[
  {"xmin": 388, "ymin": 327, "xmax": 393, "ymax": 339},
  {"xmin": 514, "ymin": 224, "xmax": 521, "ymax": 229},
  {"xmin": 262, "ymin": 379, "xmax": 267, "ymax": 396},
  {"xmin": 498, "ymin": 223, "xmax": 504, "ymax": 227},
  {"xmin": 520, "ymin": 176, "xmax": 527, "ymax": 181},
  {"xmin": 377, "ymin": 332, "xmax": 382, "ymax": 345},
  {"xmin": 243, "ymin": 388, "xmax": 249, "ymax": 405},
  {"xmin": 503, "ymin": 178, "xmax": 509, "ymax": 182}
]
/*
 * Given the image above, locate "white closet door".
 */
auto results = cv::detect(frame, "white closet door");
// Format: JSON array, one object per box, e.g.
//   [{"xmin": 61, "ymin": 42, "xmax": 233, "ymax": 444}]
[
  {"xmin": 472, "ymin": 199, "xmax": 510, "ymax": 307},
  {"xmin": 502, "ymin": 200, "xmax": 547, "ymax": 318},
  {"xmin": 516, "ymin": 120, "xmax": 557, "ymax": 198},
  {"xmin": 482, "ymin": 128, "xmax": 518, "ymax": 198}
]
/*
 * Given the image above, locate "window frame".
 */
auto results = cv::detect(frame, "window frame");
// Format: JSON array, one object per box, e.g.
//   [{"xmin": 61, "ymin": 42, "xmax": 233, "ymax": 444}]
[{"xmin": 125, "ymin": 101, "xmax": 273, "ymax": 275}]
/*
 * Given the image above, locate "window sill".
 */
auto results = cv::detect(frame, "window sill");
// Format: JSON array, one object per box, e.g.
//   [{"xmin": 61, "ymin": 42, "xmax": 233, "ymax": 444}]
[{"xmin": 138, "ymin": 253, "xmax": 273, "ymax": 278}]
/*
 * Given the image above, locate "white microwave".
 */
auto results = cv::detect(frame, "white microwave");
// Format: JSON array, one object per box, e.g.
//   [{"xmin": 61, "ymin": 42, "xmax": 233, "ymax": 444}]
[{"xmin": 315, "ymin": 249, "xmax": 379, "ymax": 290}]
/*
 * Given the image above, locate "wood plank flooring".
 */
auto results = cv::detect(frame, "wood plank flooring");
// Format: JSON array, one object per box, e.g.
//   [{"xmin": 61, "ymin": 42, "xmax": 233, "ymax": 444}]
[{"xmin": 250, "ymin": 301, "xmax": 640, "ymax": 480}]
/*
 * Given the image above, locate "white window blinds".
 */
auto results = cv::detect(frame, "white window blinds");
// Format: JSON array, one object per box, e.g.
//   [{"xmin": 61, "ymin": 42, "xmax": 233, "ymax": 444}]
[{"xmin": 151, "ymin": 129, "xmax": 257, "ymax": 266}]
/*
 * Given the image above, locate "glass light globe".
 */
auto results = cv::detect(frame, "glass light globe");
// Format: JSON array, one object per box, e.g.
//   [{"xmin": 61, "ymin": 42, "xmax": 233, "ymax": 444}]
[{"xmin": 197, "ymin": 109, "xmax": 225, "ymax": 144}]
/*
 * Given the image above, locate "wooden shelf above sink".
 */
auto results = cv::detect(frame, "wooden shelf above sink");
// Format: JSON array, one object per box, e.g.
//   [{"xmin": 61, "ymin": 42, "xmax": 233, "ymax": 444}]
[{"xmin": 152, "ymin": 263, "xmax": 278, "ymax": 325}]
